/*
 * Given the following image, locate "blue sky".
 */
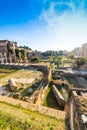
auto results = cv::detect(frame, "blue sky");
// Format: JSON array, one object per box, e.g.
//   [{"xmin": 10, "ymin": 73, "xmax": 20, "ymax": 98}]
[{"xmin": 0, "ymin": 0, "xmax": 87, "ymax": 51}]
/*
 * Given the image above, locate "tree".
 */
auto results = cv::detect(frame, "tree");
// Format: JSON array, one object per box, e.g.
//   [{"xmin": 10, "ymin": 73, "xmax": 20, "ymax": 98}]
[
  {"xmin": 19, "ymin": 45, "xmax": 32, "ymax": 50},
  {"xmin": 7, "ymin": 43, "xmax": 14, "ymax": 54},
  {"xmin": 30, "ymin": 57, "xmax": 39, "ymax": 63},
  {"xmin": 76, "ymin": 57, "xmax": 87, "ymax": 68},
  {"xmin": 15, "ymin": 49, "xmax": 19, "ymax": 57},
  {"xmin": 57, "ymin": 56, "xmax": 62, "ymax": 61},
  {"xmin": 67, "ymin": 53, "xmax": 74, "ymax": 59},
  {"xmin": 20, "ymin": 49, "xmax": 25, "ymax": 60}
]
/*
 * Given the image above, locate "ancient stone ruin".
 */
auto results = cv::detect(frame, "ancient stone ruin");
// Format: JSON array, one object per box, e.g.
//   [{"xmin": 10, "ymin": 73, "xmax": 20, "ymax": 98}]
[
  {"xmin": 8, "ymin": 78, "xmax": 17, "ymax": 91},
  {"xmin": 52, "ymin": 85, "xmax": 65, "ymax": 107},
  {"xmin": 67, "ymin": 88, "xmax": 87, "ymax": 130}
]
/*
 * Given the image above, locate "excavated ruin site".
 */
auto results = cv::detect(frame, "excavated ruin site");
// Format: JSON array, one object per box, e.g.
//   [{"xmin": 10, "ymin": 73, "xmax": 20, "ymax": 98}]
[{"xmin": 0, "ymin": 64, "xmax": 87, "ymax": 130}]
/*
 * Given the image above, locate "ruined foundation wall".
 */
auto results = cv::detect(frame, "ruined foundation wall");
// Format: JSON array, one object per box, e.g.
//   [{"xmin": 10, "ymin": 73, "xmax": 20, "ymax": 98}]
[
  {"xmin": 70, "ymin": 92, "xmax": 87, "ymax": 130},
  {"xmin": 0, "ymin": 64, "xmax": 51, "ymax": 83}
]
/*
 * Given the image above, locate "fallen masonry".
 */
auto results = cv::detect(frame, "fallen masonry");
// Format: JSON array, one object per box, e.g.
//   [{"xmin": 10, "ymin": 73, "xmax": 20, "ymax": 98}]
[{"xmin": 52, "ymin": 85, "xmax": 65, "ymax": 107}]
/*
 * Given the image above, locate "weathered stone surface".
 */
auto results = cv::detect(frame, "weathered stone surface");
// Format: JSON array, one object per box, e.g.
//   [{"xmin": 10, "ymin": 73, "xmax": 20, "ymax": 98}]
[
  {"xmin": 68, "ymin": 91, "xmax": 87, "ymax": 130},
  {"xmin": 13, "ymin": 93, "xmax": 20, "ymax": 99},
  {"xmin": 8, "ymin": 78, "xmax": 17, "ymax": 91},
  {"xmin": 4, "ymin": 52, "xmax": 7, "ymax": 63},
  {"xmin": 52, "ymin": 85, "xmax": 65, "ymax": 107},
  {"xmin": 9, "ymin": 52, "xmax": 12, "ymax": 63},
  {"xmin": 19, "ymin": 52, "xmax": 22, "ymax": 63},
  {"xmin": 28, "ymin": 88, "xmax": 33, "ymax": 94}
]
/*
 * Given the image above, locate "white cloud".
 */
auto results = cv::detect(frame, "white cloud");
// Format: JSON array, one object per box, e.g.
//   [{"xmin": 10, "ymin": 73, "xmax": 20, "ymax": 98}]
[
  {"xmin": 1, "ymin": 0, "xmax": 87, "ymax": 51},
  {"xmin": 40, "ymin": 0, "xmax": 86, "ymax": 26},
  {"xmin": 38, "ymin": 0, "xmax": 87, "ymax": 51}
]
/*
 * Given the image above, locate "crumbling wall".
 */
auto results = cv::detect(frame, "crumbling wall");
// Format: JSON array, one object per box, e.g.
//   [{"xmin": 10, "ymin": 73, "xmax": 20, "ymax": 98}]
[
  {"xmin": 69, "ymin": 91, "xmax": 87, "ymax": 130},
  {"xmin": 0, "ymin": 64, "xmax": 51, "ymax": 83},
  {"xmin": 73, "ymin": 96, "xmax": 87, "ymax": 130}
]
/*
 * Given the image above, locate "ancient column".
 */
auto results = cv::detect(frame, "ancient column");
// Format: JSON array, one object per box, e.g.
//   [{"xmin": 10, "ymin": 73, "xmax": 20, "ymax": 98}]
[
  {"xmin": 14, "ymin": 53, "xmax": 17, "ymax": 63},
  {"xmin": 9, "ymin": 52, "xmax": 12, "ymax": 63},
  {"xmin": 12, "ymin": 43, "xmax": 16, "ymax": 63},
  {"xmin": 13, "ymin": 49, "xmax": 16, "ymax": 63},
  {"xmin": 0, "ymin": 53, "xmax": 2, "ymax": 63},
  {"xmin": 24, "ymin": 49, "xmax": 27, "ymax": 63},
  {"xmin": 4, "ymin": 52, "xmax": 7, "ymax": 63},
  {"xmin": 19, "ymin": 52, "xmax": 22, "ymax": 63}
]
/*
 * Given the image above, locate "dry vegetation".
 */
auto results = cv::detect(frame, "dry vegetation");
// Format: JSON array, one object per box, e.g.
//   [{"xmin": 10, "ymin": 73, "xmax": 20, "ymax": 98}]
[{"xmin": 0, "ymin": 68, "xmax": 42, "ymax": 85}]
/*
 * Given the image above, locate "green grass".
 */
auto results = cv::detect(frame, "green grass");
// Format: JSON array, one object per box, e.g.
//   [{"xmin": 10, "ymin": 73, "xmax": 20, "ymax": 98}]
[
  {"xmin": 0, "ymin": 111, "xmax": 29, "ymax": 130},
  {"xmin": 0, "ymin": 68, "xmax": 42, "ymax": 91},
  {"xmin": 43, "ymin": 86, "xmax": 61, "ymax": 110},
  {"xmin": 0, "ymin": 67, "xmax": 19, "ymax": 79},
  {"xmin": 0, "ymin": 102, "xmax": 65, "ymax": 130},
  {"xmin": 20, "ymin": 80, "xmax": 42, "ymax": 97}
]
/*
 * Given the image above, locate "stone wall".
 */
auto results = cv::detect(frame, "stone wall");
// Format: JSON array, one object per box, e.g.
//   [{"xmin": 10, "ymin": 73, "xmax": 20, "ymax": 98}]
[
  {"xmin": 0, "ymin": 64, "xmax": 51, "ymax": 83},
  {"xmin": 69, "ymin": 91, "xmax": 87, "ymax": 130},
  {"xmin": 0, "ymin": 95, "xmax": 65, "ymax": 119}
]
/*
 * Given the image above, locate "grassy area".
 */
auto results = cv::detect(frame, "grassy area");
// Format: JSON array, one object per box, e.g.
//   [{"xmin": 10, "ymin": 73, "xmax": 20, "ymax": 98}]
[
  {"xmin": 43, "ymin": 86, "xmax": 61, "ymax": 110},
  {"xmin": 0, "ymin": 68, "xmax": 42, "ymax": 85},
  {"xmin": 0, "ymin": 67, "xmax": 19, "ymax": 79},
  {"xmin": 0, "ymin": 67, "xmax": 43, "ymax": 100},
  {"xmin": 0, "ymin": 102, "xmax": 65, "ymax": 130},
  {"xmin": 20, "ymin": 80, "xmax": 42, "ymax": 97}
]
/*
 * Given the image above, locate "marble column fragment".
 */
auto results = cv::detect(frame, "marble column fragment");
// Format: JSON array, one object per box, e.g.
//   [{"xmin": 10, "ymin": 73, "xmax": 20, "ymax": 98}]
[
  {"xmin": 24, "ymin": 49, "xmax": 27, "ymax": 63},
  {"xmin": 19, "ymin": 52, "xmax": 22, "ymax": 63},
  {"xmin": 4, "ymin": 52, "xmax": 7, "ymax": 63},
  {"xmin": 0, "ymin": 53, "xmax": 2, "ymax": 63},
  {"xmin": 13, "ymin": 49, "xmax": 16, "ymax": 63},
  {"xmin": 9, "ymin": 52, "xmax": 12, "ymax": 63},
  {"xmin": 14, "ymin": 53, "xmax": 17, "ymax": 63}
]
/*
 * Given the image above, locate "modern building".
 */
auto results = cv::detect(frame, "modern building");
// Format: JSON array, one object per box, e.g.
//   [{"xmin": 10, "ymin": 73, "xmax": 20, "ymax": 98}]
[
  {"xmin": 73, "ymin": 43, "xmax": 87, "ymax": 57},
  {"xmin": 80, "ymin": 43, "xmax": 87, "ymax": 57}
]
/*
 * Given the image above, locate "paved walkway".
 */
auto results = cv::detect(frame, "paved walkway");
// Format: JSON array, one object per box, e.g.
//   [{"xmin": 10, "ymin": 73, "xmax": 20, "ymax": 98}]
[{"xmin": 0, "ymin": 95, "xmax": 65, "ymax": 119}]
